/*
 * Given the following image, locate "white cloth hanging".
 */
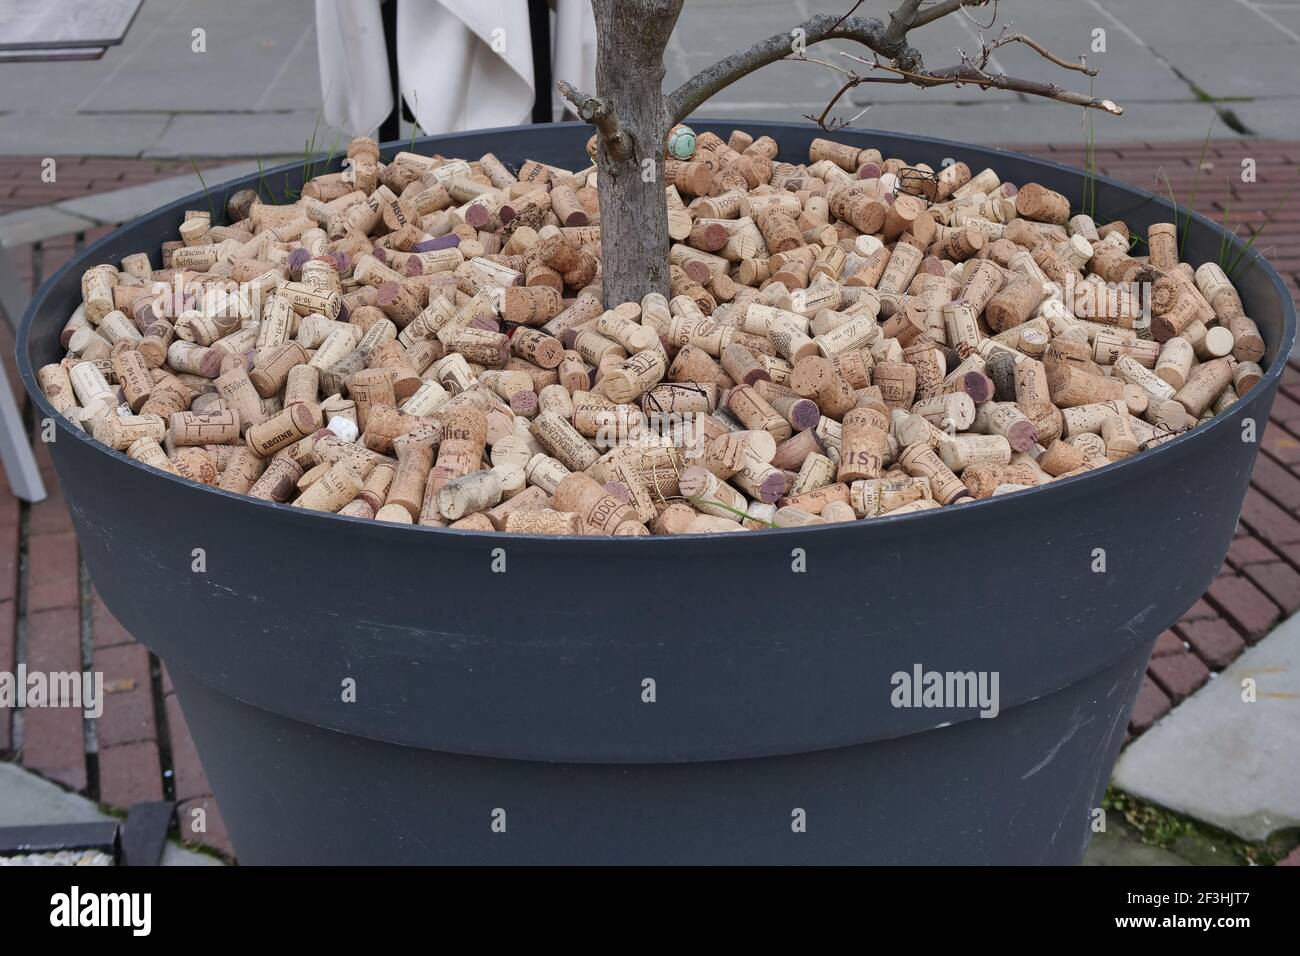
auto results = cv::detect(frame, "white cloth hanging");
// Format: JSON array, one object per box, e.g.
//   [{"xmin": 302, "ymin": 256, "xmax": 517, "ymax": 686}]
[
  {"xmin": 315, "ymin": 0, "xmax": 392, "ymax": 138},
  {"xmin": 551, "ymin": 0, "xmax": 599, "ymax": 120},
  {"xmin": 316, "ymin": 0, "xmax": 599, "ymax": 138}
]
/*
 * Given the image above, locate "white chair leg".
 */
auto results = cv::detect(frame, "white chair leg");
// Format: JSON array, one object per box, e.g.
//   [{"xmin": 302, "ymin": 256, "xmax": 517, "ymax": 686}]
[
  {"xmin": 0, "ymin": 248, "xmax": 47, "ymax": 502},
  {"xmin": 0, "ymin": 248, "xmax": 28, "ymax": 332},
  {"xmin": 0, "ymin": 360, "xmax": 45, "ymax": 502}
]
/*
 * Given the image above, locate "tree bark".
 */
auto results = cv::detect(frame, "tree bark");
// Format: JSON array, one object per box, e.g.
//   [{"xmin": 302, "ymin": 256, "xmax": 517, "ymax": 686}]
[{"xmin": 590, "ymin": 0, "xmax": 683, "ymax": 305}]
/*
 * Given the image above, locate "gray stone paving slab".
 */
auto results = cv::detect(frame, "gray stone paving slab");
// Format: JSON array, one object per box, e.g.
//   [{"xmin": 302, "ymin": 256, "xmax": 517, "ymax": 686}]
[
  {"xmin": 0, "ymin": 761, "xmax": 224, "ymax": 865},
  {"xmin": 0, "ymin": 113, "xmax": 171, "ymax": 156},
  {"xmin": 0, "ymin": 206, "xmax": 96, "ymax": 247},
  {"xmin": 56, "ymin": 160, "xmax": 267, "ymax": 223},
  {"xmin": 78, "ymin": 0, "xmax": 315, "ymax": 114},
  {"xmin": 1231, "ymin": 101, "xmax": 1300, "ymax": 140},
  {"xmin": 1083, "ymin": 828, "xmax": 1193, "ymax": 865},
  {"xmin": 1113, "ymin": 611, "xmax": 1300, "ymax": 842},
  {"xmin": 142, "ymin": 112, "xmax": 349, "ymax": 159}
]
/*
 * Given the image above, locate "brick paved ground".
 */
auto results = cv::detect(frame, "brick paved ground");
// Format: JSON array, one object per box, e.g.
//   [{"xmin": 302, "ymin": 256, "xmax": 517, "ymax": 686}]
[{"xmin": 0, "ymin": 139, "xmax": 1298, "ymax": 863}]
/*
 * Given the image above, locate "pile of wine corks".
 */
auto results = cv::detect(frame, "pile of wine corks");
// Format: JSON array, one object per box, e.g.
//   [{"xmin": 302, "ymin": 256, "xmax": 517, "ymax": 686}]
[{"xmin": 39, "ymin": 131, "xmax": 1267, "ymax": 535}]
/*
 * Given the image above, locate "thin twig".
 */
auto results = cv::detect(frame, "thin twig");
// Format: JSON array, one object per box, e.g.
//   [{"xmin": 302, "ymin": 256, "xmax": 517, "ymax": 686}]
[
  {"xmin": 839, "ymin": 50, "xmax": 1122, "ymax": 114},
  {"xmin": 557, "ymin": 79, "xmax": 634, "ymax": 161}
]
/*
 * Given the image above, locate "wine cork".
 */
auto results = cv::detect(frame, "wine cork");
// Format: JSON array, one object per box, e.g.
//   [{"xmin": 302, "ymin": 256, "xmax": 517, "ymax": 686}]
[
  {"xmin": 1175, "ymin": 358, "xmax": 1233, "ymax": 418},
  {"xmin": 899, "ymin": 442, "xmax": 967, "ymax": 504},
  {"xmin": 375, "ymin": 503, "xmax": 415, "ymax": 524},
  {"xmin": 1015, "ymin": 184, "xmax": 1070, "ymax": 225},
  {"xmin": 553, "ymin": 472, "xmax": 644, "ymax": 535},
  {"xmin": 433, "ymin": 403, "xmax": 488, "ymax": 491},
  {"xmin": 109, "ymin": 348, "xmax": 154, "ymax": 413},
  {"xmin": 169, "ymin": 409, "xmax": 240, "ymax": 446},
  {"xmin": 1147, "ymin": 223, "xmax": 1178, "ymax": 271},
  {"xmin": 511, "ymin": 328, "xmax": 564, "ymax": 369},
  {"xmin": 437, "ymin": 469, "xmax": 504, "ymax": 521},
  {"xmin": 772, "ymin": 506, "xmax": 826, "ymax": 528},
  {"xmin": 166, "ymin": 340, "xmax": 223, "ymax": 378},
  {"xmin": 726, "ymin": 384, "xmax": 791, "ymax": 443},
  {"xmin": 530, "ymin": 409, "xmax": 598, "ymax": 471},
  {"xmin": 837, "ymin": 407, "xmax": 889, "ymax": 482},
  {"xmin": 249, "ymin": 341, "xmax": 308, "ymax": 398},
  {"xmin": 38, "ymin": 363, "xmax": 78, "ymax": 417},
  {"xmin": 524, "ymin": 453, "xmax": 572, "ymax": 495},
  {"xmin": 1234, "ymin": 361, "xmax": 1263, "ymax": 397},
  {"xmin": 872, "ymin": 361, "xmax": 917, "ymax": 410},
  {"xmin": 505, "ymin": 508, "xmax": 583, "ymax": 535},
  {"xmin": 296, "ymin": 463, "xmax": 363, "ymax": 512},
  {"xmin": 171, "ymin": 448, "xmax": 219, "ymax": 485},
  {"xmin": 1191, "ymin": 324, "xmax": 1235, "ymax": 361},
  {"xmin": 971, "ymin": 402, "xmax": 1037, "ymax": 452},
  {"xmin": 754, "ymin": 382, "xmax": 820, "ymax": 432},
  {"xmin": 1036, "ymin": 439, "xmax": 1084, "ymax": 477},
  {"xmin": 92, "ymin": 413, "xmax": 166, "ymax": 451},
  {"xmin": 780, "ymin": 481, "xmax": 850, "ymax": 516},
  {"xmin": 791, "ymin": 451, "xmax": 836, "ymax": 495},
  {"xmin": 849, "ymin": 476, "xmax": 930, "ymax": 517},
  {"xmin": 721, "ymin": 343, "xmax": 770, "ymax": 386},
  {"xmin": 603, "ymin": 350, "xmax": 667, "ymax": 404},
  {"xmin": 1154, "ymin": 337, "xmax": 1195, "ymax": 390},
  {"xmin": 1115, "ymin": 355, "xmax": 1176, "ymax": 401},
  {"xmin": 986, "ymin": 280, "xmax": 1046, "ymax": 333},
  {"xmin": 791, "ymin": 355, "xmax": 856, "ymax": 418},
  {"xmin": 1061, "ymin": 401, "xmax": 1126, "ymax": 438},
  {"xmin": 218, "ymin": 447, "xmax": 267, "ymax": 494},
  {"xmin": 384, "ymin": 444, "xmax": 433, "ymax": 519},
  {"xmin": 720, "ymin": 446, "xmax": 784, "ymax": 505},
  {"xmin": 126, "ymin": 435, "xmax": 177, "ymax": 474},
  {"xmin": 1047, "ymin": 363, "xmax": 1124, "ymax": 408},
  {"xmin": 678, "ymin": 466, "xmax": 745, "ymax": 521},
  {"xmin": 247, "ymin": 402, "xmax": 321, "ymax": 458},
  {"xmin": 349, "ymin": 368, "xmax": 399, "ymax": 431},
  {"xmin": 1227, "ymin": 316, "xmax": 1265, "ymax": 364},
  {"xmin": 960, "ymin": 462, "xmax": 1043, "ymax": 499},
  {"xmin": 1101, "ymin": 412, "xmax": 1139, "ymax": 460},
  {"xmin": 937, "ymin": 433, "xmax": 1012, "ymax": 472},
  {"xmin": 247, "ymin": 456, "xmax": 303, "ymax": 501}
]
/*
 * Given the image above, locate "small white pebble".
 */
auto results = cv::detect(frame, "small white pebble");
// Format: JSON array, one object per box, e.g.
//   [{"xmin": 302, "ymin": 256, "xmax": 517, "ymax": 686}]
[{"xmin": 327, "ymin": 416, "xmax": 359, "ymax": 443}]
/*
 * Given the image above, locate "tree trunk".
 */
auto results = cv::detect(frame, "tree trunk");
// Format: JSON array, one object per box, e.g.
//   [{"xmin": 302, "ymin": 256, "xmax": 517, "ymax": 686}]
[{"xmin": 591, "ymin": 0, "xmax": 683, "ymax": 305}]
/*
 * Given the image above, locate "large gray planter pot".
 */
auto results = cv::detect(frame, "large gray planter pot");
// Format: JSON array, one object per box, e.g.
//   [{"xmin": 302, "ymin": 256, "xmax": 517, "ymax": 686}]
[{"xmin": 17, "ymin": 121, "xmax": 1296, "ymax": 864}]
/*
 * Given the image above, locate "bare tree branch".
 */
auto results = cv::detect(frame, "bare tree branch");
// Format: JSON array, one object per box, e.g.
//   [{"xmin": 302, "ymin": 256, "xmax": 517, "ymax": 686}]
[
  {"xmin": 664, "ymin": 0, "xmax": 1121, "ymax": 129},
  {"xmin": 839, "ymin": 51, "xmax": 1122, "ymax": 114},
  {"xmin": 665, "ymin": 13, "xmax": 892, "ymax": 125},
  {"xmin": 882, "ymin": 0, "xmax": 926, "ymax": 48},
  {"xmin": 911, "ymin": 0, "xmax": 994, "ymax": 30},
  {"xmin": 1000, "ymin": 31, "xmax": 1094, "ymax": 74},
  {"xmin": 557, "ymin": 79, "xmax": 635, "ymax": 161}
]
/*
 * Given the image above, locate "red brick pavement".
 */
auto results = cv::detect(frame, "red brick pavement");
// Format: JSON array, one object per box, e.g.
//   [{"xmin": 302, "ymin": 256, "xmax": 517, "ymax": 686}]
[{"xmin": 0, "ymin": 142, "xmax": 1299, "ymax": 862}]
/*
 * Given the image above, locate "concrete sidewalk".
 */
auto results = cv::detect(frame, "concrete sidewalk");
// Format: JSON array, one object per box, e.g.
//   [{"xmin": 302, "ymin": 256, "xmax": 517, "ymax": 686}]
[
  {"xmin": 2, "ymin": 0, "xmax": 1300, "ymax": 158},
  {"xmin": 0, "ymin": 763, "xmax": 223, "ymax": 866}
]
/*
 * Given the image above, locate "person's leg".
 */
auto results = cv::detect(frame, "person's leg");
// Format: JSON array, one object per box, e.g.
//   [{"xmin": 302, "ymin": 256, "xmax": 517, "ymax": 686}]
[
  {"xmin": 377, "ymin": 0, "xmax": 402, "ymax": 143},
  {"xmin": 529, "ymin": 0, "xmax": 553, "ymax": 123}
]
